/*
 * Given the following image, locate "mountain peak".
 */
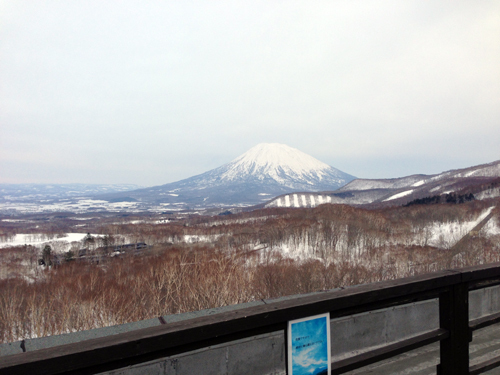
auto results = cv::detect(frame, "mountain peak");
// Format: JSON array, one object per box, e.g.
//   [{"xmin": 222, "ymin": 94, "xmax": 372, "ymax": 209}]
[{"xmin": 220, "ymin": 143, "xmax": 332, "ymax": 181}]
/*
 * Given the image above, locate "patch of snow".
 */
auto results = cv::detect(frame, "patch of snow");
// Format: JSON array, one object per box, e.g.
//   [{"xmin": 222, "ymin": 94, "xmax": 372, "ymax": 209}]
[
  {"xmin": 339, "ymin": 176, "xmax": 424, "ymax": 191},
  {"xmin": 284, "ymin": 195, "xmax": 291, "ymax": 207},
  {"xmin": 426, "ymin": 222, "xmax": 469, "ymax": 248},
  {"xmin": 0, "ymin": 233, "xmax": 102, "ymax": 251},
  {"xmin": 483, "ymin": 217, "xmax": 500, "ymax": 236},
  {"xmin": 383, "ymin": 190, "xmax": 414, "ymax": 202},
  {"xmin": 156, "ymin": 219, "xmax": 171, "ymax": 224},
  {"xmin": 425, "ymin": 207, "xmax": 495, "ymax": 248},
  {"xmin": 183, "ymin": 234, "xmax": 220, "ymax": 244},
  {"xmin": 310, "ymin": 195, "xmax": 316, "ymax": 207},
  {"xmin": 476, "ymin": 187, "xmax": 500, "ymax": 200},
  {"xmin": 430, "ymin": 172, "xmax": 450, "ymax": 181},
  {"xmin": 412, "ymin": 180, "xmax": 425, "ymax": 187},
  {"xmin": 455, "ymin": 164, "xmax": 500, "ymax": 178},
  {"xmin": 479, "ymin": 206, "xmax": 495, "ymax": 222}
]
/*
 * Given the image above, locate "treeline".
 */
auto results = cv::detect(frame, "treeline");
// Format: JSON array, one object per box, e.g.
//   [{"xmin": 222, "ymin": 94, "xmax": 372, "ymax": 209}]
[{"xmin": 404, "ymin": 193, "xmax": 475, "ymax": 207}]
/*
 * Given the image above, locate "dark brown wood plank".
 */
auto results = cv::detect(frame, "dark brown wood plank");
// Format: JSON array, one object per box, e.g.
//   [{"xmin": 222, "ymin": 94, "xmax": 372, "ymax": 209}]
[
  {"xmin": 438, "ymin": 283, "xmax": 470, "ymax": 375},
  {"xmin": 470, "ymin": 311, "xmax": 500, "ymax": 332},
  {"xmin": 459, "ymin": 263, "xmax": 500, "ymax": 284},
  {"xmin": 469, "ymin": 355, "xmax": 500, "ymax": 375},
  {"xmin": 331, "ymin": 329, "xmax": 449, "ymax": 375},
  {"xmin": 329, "ymin": 288, "xmax": 443, "ymax": 320},
  {"xmin": 469, "ymin": 278, "xmax": 500, "ymax": 291}
]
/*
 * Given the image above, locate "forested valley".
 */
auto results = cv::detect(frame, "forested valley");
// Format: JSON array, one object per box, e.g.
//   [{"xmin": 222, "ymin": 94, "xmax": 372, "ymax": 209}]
[{"xmin": 1, "ymin": 199, "xmax": 499, "ymax": 343}]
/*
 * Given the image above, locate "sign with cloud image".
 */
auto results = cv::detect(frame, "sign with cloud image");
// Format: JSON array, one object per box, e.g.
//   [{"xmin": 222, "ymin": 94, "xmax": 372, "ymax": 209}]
[{"xmin": 287, "ymin": 313, "xmax": 331, "ymax": 375}]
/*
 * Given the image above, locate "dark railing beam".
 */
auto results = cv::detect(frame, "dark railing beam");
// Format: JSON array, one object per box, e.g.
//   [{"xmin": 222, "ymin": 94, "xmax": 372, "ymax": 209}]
[
  {"xmin": 470, "ymin": 311, "xmax": 500, "ymax": 332},
  {"xmin": 331, "ymin": 328, "xmax": 448, "ymax": 374},
  {"xmin": 438, "ymin": 282, "xmax": 470, "ymax": 375},
  {"xmin": 470, "ymin": 355, "xmax": 500, "ymax": 375}
]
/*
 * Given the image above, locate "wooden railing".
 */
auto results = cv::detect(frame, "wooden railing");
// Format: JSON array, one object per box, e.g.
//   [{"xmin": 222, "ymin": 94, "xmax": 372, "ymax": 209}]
[{"xmin": 1, "ymin": 263, "xmax": 500, "ymax": 375}]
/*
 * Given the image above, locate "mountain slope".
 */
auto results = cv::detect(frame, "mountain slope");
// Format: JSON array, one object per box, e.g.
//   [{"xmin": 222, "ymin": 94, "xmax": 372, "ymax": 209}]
[
  {"xmin": 99, "ymin": 143, "xmax": 356, "ymax": 208},
  {"xmin": 264, "ymin": 160, "xmax": 500, "ymax": 208}
]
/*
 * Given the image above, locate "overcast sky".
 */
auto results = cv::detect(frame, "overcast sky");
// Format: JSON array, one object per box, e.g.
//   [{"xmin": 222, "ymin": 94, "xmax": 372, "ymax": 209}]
[{"xmin": 1, "ymin": 1, "xmax": 499, "ymax": 186}]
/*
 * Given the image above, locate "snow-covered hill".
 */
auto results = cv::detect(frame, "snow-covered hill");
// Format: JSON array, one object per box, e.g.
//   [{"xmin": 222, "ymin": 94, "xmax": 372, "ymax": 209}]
[
  {"xmin": 337, "ymin": 160, "xmax": 500, "ymax": 193},
  {"xmin": 100, "ymin": 143, "xmax": 356, "ymax": 208},
  {"xmin": 265, "ymin": 159, "xmax": 500, "ymax": 208},
  {"xmin": 336, "ymin": 175, "xmax": 427, "ymax": 192}
]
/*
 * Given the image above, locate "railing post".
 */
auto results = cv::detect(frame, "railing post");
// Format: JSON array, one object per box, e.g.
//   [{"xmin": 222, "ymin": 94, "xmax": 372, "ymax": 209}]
[{"xmin": 437, "ymin": 281, "xmax": 470, "ymax": 375}]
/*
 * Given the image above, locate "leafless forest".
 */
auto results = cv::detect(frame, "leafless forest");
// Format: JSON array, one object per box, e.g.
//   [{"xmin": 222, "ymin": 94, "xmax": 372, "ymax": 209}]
[{"xmin": 1, "ymin": 200, "xmax": 499, "ymax": 343}]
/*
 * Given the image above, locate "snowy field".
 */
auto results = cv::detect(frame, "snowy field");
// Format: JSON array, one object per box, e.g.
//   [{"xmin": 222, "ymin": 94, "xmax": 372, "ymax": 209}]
[
  {"xmin": 0, "ymin": 233, "xmax": 102, "ymax": 253},
  {"xmin": 0, "ymin": 199, "xmax": 168, "ymax": 214}
]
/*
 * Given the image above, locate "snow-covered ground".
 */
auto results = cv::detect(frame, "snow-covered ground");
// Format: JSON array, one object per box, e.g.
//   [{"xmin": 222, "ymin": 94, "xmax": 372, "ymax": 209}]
[
  {"xmin": 417, "ymin": 207, "xmax": 495, "ymax": 248},
  {"xmin": 425, "ymin": 221, "xmax": 474, "ymax": 248},
  {"xmin": 338, "ymin": 175, "xmax": 424, "ymax": 191},
  {"xmin": 476, "ymin": 187, "xmax": 500, "ymax": 200},
  {"xmin": 0, "ymin": 197, "xmax": 186, "ymax": 214},
  {"xmin": 0, "ymin": 233, "xmax": 102, "ymax": 252},
  {"xmin": 269, "ymin": 193, "xmax": 334, "ymax": 208},
  {"xmin": 483, "ymin": 216, "xmax": 500, "ymax": 236},
  {"xmin": 383, "ymin": 190, "xmax": 414, "ymax": 202},
  {"xmin": 0, "ymin": 199, "xmax": 139, "ymax": 214},
  {"xmin": 271, "ymin": 242, "xmax": 315, "ymax": 262},
  {"xmin": 183, "ymin": 234, "xmax": 221, "ymax": 244}
]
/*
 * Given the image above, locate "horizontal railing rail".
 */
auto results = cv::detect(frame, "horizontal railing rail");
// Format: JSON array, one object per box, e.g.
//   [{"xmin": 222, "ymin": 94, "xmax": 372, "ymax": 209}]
[
  {"xmin": 470, "ymin": 311, "xmax": 500, "ymax": 332},
  {"xmin": 331, "ymin": 328, "xmax": 449, "ymax": 374},
  {"xmin": 1, "ymin": 263, "xmax": 500, "ymax": 375}
]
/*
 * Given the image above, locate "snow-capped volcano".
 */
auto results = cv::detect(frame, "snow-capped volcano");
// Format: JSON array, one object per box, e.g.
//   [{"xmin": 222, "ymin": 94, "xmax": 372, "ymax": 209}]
[
  {"xmin": 99, "ymin": 143, "xmax": 355, "ymax": 208},
  {"xmin": 220, "ymin": 143, "xmax": 334, "ymax": 184}
]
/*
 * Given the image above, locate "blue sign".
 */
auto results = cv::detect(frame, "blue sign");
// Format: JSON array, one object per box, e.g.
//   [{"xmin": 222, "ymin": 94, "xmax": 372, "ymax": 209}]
[{"xmin": 287, "ymin": 313, "xmax": 331, "ymax": 375}]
